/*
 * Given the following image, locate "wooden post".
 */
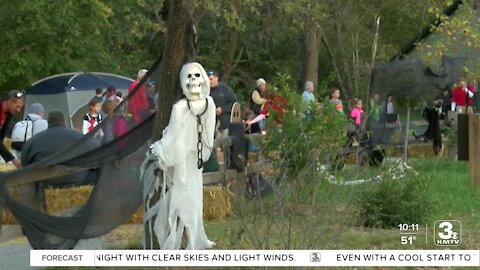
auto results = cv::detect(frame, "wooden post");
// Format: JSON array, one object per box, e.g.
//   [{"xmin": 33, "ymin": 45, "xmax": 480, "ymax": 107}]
[
  {"xmin": 468, "ymin": 114, "xmax": 480, "ymax": 186},
  {"xmin": 458, "ymin": 114, "xmax": 470, "ymax": 161},
  {"xmin": 403, "ymin": 106, "xmax": 410, "ymax": 162}
]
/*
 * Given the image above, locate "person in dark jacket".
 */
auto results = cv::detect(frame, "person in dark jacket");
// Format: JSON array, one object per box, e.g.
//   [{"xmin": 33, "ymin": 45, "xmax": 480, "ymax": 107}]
[
  {"xmin": 21, "ymin": 111, "xmax": 87, "ymax": 167},
  {"xmin": 0, "ymin": 90, "xmax": 25, "ymax": 168},
  {"xmin": 21, "ymin": 111, "xmax": 96, "ymax": 214},
  {"xmin": 146, "ymin": 80, "xmax": 157, "ymax": 112},
  {"xmin": 207, "ymin": 70, "xmax": 237, "ymax": 131}
]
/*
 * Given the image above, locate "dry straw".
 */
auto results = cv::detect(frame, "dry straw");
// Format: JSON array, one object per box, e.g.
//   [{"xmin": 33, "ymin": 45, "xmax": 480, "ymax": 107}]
[{"xmin": 2, "ymin": 185, "xmax": 231, "ymax": 224}]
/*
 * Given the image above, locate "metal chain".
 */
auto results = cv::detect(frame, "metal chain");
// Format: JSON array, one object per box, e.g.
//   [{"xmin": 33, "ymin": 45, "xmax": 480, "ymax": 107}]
[
  {"xmin": 196, "ymin": 115, "xmax": 204, "ymax": 169},
  {"xmin": 187, "ymin": 98, "xmax": 208, "ymax": 170}
]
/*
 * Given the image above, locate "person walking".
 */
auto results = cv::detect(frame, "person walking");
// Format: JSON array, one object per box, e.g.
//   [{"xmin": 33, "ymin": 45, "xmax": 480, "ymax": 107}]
[
  {"xmin": 92, "ymin": 88, "xmax": 104, "ymax": 103},
  {"xmin": 82, "ymin": 99, "xmax": 104, "ymax": 145},
  {"xmin": 0, "ymin": 90, "xmax": 25, "ymax": 168},
  {"xmin": 102, "ymin": 100, "xmax": 129, "ymax": 143},
  {"xmin": 105, "ymin": 85, "xmax": 122, "ymax": 105},
  {"xmin": 301, "ymin": 81, "xmax": 316, "ymax": 116},
  {"xmin": 329, "ymin": 87, "xmax": 344, "ymax": 115},
  {"xmin": 207, "ymin": 70, "xmax": 237, "ymax": 132},
  {"xmin": 128, "ymin": 69, "xmax": 150, "ymax": 123},
  {"xmin": 369, "ymin": 93, "xmax": 381, "ymax": 122},
  {"xmin": 250, "ymin": 78, "xmax": 269, "ymax": 130},
  {"xmin": 145, "ymin": 80, "xmax": 157, "ymax": 113},
  {"xmin": 11, "ymin": 103, "xmax": 48, "ymax": 155},
  {"xmin": 451, "ymin": 79, "xmax": 475, "ymax": 113},
  {"xmin": 350, "ymin": 99, "xmax": 364, "ymax": 126}
]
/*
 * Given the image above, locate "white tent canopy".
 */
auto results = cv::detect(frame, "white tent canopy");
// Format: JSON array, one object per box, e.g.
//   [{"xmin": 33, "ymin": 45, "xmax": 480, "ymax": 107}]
[{"xmin": 25, "ymin": 72, "xmax": 133, "ymax": 129}]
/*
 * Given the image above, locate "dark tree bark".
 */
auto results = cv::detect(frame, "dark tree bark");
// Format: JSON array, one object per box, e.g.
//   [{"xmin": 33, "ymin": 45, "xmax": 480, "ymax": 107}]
[
  {"xmin": 220, "ymin": 1, "xmax": 239, "ymax": 81},
  {"xmin": 304, "ymin": 18, "xmax": 320, "ymax": 88},
  {"xmin": 152, "ymin": 0, "xmax": 198, "ymax": 141},
  {"xmin": 220, "ymin": 28, "xmax": 238, "ymax": 81},
  {"xmin": 332, "ymin": 0, "xmax": 353, "ymax": 100},
  {"xmin": 146, "ymin": 0, "xmax": 199, "ymax": 249},
  {"xmin": 319, "ymin": 27, "xmax": 346, "ymax": 96},
  {"xmin": 296, "ymin": 35, "xmax": 306, "ymax": 91}
]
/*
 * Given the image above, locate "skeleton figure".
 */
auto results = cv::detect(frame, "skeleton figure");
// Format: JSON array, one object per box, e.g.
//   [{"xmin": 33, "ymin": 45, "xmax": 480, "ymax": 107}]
[{"xmin": 145, "ymin": 62, "xmax": 216, "ymax": 250}]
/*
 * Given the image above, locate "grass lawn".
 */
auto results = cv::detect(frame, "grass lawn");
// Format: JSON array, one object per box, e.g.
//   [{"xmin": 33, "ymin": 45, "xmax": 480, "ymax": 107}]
[
  {"xmin": 205, "ymin": 158, "xmax": 479, "ymax": 249},
  {"xmin": 44, "ymin": 157, "xmax": 480, "ymax": 270}
]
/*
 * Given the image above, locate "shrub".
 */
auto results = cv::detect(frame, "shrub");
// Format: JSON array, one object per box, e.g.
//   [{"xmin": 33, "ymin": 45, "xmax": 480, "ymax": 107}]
[
  {"xmin": 357, "ymin": 169, "xmax": 434, "ymax": 228},
  {"xmin": 260, "ymin": 73, "xmax": 349, "ymax": 180}
]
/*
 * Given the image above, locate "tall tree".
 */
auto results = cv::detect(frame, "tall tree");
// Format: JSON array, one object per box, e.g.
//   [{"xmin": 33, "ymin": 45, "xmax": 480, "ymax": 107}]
[
  {"xmin": 146, "ymin": 0, "xmax": 199, "ymax": 249},
  {"xmin": 304, "ymin": 12, "xmax": 321, "ymax": 87}
]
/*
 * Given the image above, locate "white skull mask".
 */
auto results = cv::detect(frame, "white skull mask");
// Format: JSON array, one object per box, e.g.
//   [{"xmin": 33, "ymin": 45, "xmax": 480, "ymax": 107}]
[{"xmin": 180, "ymin": 62, "xmax": 210, "ymax": 101}]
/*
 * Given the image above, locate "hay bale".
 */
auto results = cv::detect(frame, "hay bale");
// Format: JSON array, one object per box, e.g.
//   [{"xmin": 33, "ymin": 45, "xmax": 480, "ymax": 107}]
[
  {"xmin": 408, "ymin": 144, "xmax": 436, "ymax": 158},
  {"xmin": 2, "ymin": 185, "xmax": 231, "ymax": 225},
  {"xmin": 3, "ymin": 138, "xmax": 12, "ymax": 151},
  {"xmin": 0, "ymin": 163, "xmax": 16, "ymax": 172},
  {"xmin": 0, "ymin": 163, "xmax": 17, "ymax": 224},
  {"xmin": 45, "ymin": 185, "xmax": 93, "ymax": 213},
  {"xmin": 345, "ymin": 153, "xmax": 357, "ymax": 165},
  {"xmin": 46, "ymin": 186, "xmax": 144, "ymax": 224},
  {"xmin": 203, "ymin": 186, "xmax": 231, "ymax": 220},
  {"xmin": 2, "ymin": 185, "xmax": 143, "ymax": 224},
  {"xmin": 1, "ymin": 209, "xmax": 16, "ymax": 224},
  {"xmin": 127, "ymin": 207, "xmax": 144, "ymax": 224},
  {"xmin": 127, "ymin": 186, "xmax": 232, "ymax": 223},
  {"xmin": 247, "ymin": 152, "xmax": 258, "ymax": 165}
]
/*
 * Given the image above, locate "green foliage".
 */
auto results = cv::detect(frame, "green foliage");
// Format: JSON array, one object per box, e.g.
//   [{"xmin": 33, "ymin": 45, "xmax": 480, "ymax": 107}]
[
  {"xmin": 0, "ymin": 0, "xmax": 438, "ymax": 100},
  {"xmin": 0, "ymin": 0, "xmax": 111, "ymax": 90},
  {"xmin": 358, "ymin": 170, "xmax": 434, "ymax": 228},
  {"xmin": 259, "ymin": 73, "xmax": 349, "ymax": 178},
  {"xmin": 316, "ymin": 71, "xmax": 337, "ymax": 98},
  {"xmin": 0, "ymin": 0, "xmax": 165, "ymax": 93}
]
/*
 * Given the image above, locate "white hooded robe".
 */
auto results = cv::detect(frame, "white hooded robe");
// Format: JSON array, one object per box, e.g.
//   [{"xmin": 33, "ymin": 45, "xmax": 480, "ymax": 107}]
[{"xmin": 146, "ymin": 62, "xmax": 216, "ymax": 250}]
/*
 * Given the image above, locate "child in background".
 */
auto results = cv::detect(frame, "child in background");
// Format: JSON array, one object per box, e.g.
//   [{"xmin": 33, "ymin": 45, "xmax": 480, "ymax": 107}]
[
  {"xmin": 329, "ymin": 87, "xmax": 344, "ymax": 115},
  {"xmin": 244, "ymin": 109, "xmax": 261, "ymax": 134},
  {"xmin": 245, "ymin": 95, "xmax": 287, "ymax": 128},
  {"xmin": 243, "ymin": 108, "xmax": 260, "ymax": 162},
  {"xmin": 102, "ymin": 100, "xmax": 116, "ymax": 142},
  {"xmin": 83, "ymin": 99, "xmax": 104, "ymax": 142},
  {"xmin": 350, "ymin": 99, "xmax": 364, "ymax": 126},
  {"xmin": 102, "ymin": 100, "xmax": 129, "ymax": 142}
]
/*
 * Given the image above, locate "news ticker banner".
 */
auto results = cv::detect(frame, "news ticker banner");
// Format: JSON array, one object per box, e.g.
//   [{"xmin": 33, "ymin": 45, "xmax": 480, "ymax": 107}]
[{"xmin": 31, "ymin": 250, "xmax": 480, "ymax": 267}]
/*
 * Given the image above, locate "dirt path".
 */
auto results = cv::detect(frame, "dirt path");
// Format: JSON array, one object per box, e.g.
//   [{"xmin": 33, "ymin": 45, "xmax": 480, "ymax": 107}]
[{"xmin": 0, "ymin": 224, "xmax": 143, "ymax": 270}]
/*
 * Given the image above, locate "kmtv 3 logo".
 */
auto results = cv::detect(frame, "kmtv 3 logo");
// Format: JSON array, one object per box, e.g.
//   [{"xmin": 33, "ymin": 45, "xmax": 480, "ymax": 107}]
[
  {"xmin": 310, "ymin": 252, "xmax": 321, "ymax": 263},
  {"xmin": 434, "ymin": 220, "xmax": 462, "ymax": 246}
]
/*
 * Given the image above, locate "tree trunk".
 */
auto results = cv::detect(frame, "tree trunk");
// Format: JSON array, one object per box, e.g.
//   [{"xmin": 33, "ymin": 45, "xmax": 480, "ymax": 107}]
[
  {"xmin": 296, "ymin": 35, "xmax": 306, "ymax": 91},
  {"xmin": 220, "ymin": 2, "xmax": 239, "ymax": 81},
  {"xmin": 367, "ymin": 17, "xmax": 381, "ymax": 113},
  {"xmin": 152, "ymin": 0, "xmax": 197, "ymax": 140},
  {"xmin": 320, "ymin": 29, "xmax": 346, "ymax": 95},
  {"xmin": 352, "ymin": 34, "xmax": 360, "ymax": 99},
  {"xmin": 146, "ymin": 0, "xmax": 198, "ymax": 249},
  {"xmin": 332, "ymin": 0, "xmax": 353, "ymax": 100},
  {"xmin": 220, "ymin": 28, "xmax": 238, "ymax": 81},
  {"xmin": 304, "ymin": 19, "xmax": 320, "ymax": 88}
]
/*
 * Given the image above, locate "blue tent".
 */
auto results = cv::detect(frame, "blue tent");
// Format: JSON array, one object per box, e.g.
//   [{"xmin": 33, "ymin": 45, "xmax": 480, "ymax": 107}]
[{"xmin": 26, "ymin": 72, "xmax": 133, "ymax": 129}]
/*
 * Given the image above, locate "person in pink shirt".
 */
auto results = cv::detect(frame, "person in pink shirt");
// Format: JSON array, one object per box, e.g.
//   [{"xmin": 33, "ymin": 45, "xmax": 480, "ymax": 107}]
[{"xmin": 350, "ymin": 99, "xmax": 364, "ymax": 126}]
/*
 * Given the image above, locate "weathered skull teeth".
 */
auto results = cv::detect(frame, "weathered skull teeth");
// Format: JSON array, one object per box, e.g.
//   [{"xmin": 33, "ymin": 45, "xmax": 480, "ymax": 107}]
[{"xmin": 187, "ymin": 83, "xmax": 202, "ymax": 89}]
